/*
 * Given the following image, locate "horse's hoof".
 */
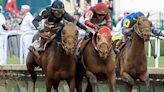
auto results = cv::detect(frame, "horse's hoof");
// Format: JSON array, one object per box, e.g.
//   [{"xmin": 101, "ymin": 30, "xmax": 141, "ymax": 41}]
[
  {"xmin": 147, "ymin": 89, "xmax": 152, "ymax": 92},
  {"xmin": 90, "ymin": 76, "xmax": 97, "ymax": 84},
  {"xmin": 128, "ymin": 78, "xmax": 134, "ymax": 85}
]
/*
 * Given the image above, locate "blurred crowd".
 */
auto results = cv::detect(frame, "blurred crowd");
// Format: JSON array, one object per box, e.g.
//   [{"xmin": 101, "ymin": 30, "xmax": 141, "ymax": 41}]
[
  {"xmin": 0, "ymin": 4, "xmax": 35, "ymax": 32},
  {"xmin": 0, "ymin": 0, "xmax": 114, "ymax": 32}
]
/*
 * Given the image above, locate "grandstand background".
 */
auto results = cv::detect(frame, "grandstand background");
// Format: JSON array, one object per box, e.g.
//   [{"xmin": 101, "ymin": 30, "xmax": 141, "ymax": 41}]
[
  {"xmin": 0, "ymin": 0, "xmax": 163, "ymax": 65},
  {"xmin": 0, "ymin": 0, "xmax": 164, "ymax": 92}
]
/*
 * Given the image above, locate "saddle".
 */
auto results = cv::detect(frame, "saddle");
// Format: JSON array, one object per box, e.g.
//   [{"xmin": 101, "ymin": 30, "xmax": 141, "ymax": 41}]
[
  {"xmin": 80, "ymin": 38, "xmax": 91, "ymax": 52},
  {"xmin": 79, "ymin": 31, "xmax": 99, "ymax": 52}
]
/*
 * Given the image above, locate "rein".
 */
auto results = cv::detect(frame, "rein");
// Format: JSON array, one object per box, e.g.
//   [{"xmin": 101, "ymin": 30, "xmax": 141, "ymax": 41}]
[{"xmin": 134, "ymin": 22, "xmax": 143, "ymax": 38}]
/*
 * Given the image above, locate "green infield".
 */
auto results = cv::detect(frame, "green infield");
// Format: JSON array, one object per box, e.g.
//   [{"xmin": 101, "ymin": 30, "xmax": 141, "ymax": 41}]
[{"xmin": 148, "ymin": 56, "xmax": 164, "ymax": 67}]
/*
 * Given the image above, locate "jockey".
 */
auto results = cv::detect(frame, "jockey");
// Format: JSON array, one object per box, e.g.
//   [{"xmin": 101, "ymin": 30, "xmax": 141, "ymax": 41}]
[
  {"xmin": 82, "ymin": 2, "xmax": 112, "ymax": 37},
  {"xmin": 114, "ymin": 11, "xmax": 164, "ymax": 53},
  {"xmin": 114, "ymin": 11, "xmax": 144, "ymax": 53},
  {"xmin": 29, "ymin": 0, "xmax": 87, "ymax": 54},
  {"xmin": 76, "ymin": 3, "xmax": 112, "ymax": 61}
]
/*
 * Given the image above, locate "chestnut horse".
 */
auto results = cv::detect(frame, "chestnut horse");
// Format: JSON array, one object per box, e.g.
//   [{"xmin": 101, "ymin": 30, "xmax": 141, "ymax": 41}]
[
  {"xmin": 116, "ymin": 14, "xmax": 152, "ymax": 92},
  {"xmin": 76, "ymin": 26, "xmax": 116, "ymax": 92},
  {"xmin": 26, "ymin": 20, "xmax": 78, "ymax": 92}
]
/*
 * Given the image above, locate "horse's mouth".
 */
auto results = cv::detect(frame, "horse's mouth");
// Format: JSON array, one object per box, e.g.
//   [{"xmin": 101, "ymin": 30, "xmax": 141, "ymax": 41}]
[
  {"xmin": 143, "ymin": 33, "xmax": 151, "ymax": 41},
  {"xmin": 65, "ymin": 49, "xmax": 75, "ymax": 55},
  {"xmin": 99, "ymin": 53, "xmax": 109, "ymax": 60},
  {"xmin": 143, "ymin": 36, "xmax": 150, "ymax": 41}
]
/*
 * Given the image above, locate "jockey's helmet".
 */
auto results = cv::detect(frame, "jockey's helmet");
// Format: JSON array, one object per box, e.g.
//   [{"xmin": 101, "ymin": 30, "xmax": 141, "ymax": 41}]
[
  {"xmin": 51, "ymin": 0, "xmax": 65, "ymax": 18},
  {"xmin": 136, "ymin": 11, "xmax": 145, "ymax": 17},
  {"xmin": 94, "ymin": 2, "xmax": 108, "ymax": 15}
]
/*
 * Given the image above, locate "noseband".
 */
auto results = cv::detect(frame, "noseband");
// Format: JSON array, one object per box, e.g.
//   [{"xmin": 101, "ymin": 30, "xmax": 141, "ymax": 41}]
[{"xmin": 133, "ymin": 19, "xmax": 151, "ymax": 39}]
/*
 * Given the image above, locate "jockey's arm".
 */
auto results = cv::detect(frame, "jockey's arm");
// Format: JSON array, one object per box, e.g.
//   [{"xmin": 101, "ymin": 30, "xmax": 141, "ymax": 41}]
[
  {"xmin": 32, "ymin": 7, "xmax": 50, "ymax": 30},
  {"xmin": 84, "ymin": 11, "xmax": 98, "ymax": 30},
  {"xmin": 105, "ymin": 13, "xmax": 113, "ymax": 29},
  {"xmin": 151, "ymin": 26, "xmax": 164, "ymax": 37},
  {"xmin": 63, "ymin": 12, "xmax": 87, "ymax": 30}
]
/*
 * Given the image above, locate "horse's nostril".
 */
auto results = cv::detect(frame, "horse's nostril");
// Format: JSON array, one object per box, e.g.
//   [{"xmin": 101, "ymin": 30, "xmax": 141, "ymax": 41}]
[{"xmin": 106, "ymin": 51, "xmax": 108, "ymax": 54}]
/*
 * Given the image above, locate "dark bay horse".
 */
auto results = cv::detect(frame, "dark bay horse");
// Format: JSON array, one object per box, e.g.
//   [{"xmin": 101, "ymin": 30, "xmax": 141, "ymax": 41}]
[
  {"xmin": 76, "ymin": 26, "xmax": 116, "ymax": 92},
  {"xmin": 116, "ymin": 14, "xmax": 152, "ymax": 92},
  {"xmin": 26, "ymin": 20, "xmax": 78, "ymax": 92}
]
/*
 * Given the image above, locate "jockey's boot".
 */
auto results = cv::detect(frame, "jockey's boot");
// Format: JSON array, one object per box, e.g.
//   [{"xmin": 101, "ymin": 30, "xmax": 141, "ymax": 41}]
[
  {"xmin": 114, "ymin": 40, "xmax": 125, "ymax": 54},
  {"xmin": 76, "ymin": 48, "xmax": 81, "ymax": 62},
  {"xmin": 28, "ymin": 45, "xmax": 40, "ymax": 61},
  {"xmin": 37, "ymin": 32, "xmax": 50, "ymax": 52}
]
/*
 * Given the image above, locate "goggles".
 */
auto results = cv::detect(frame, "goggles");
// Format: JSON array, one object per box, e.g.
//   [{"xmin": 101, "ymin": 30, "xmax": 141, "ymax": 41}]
[{"xmin": 51, "ymin": 8, "xmax": 64, "ymax": 14}]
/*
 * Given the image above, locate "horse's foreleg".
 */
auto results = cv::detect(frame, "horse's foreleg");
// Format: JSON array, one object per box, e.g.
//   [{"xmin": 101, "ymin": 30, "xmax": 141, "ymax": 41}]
[
  {"xmin": 26, "ymin": 60, "xmax": 37, "ymax": 92},
  {"xmin": 66, "ymin": 77, "xmax": 75, "ymax": 92},
  {"xmin": 85, "ymin": 78, "xmax": 93, "ymax": 92},
  {"xmin": 125, "ymin": 83, "xmax": 133, "ymax": 92},
  {"xmin": 86, "ymin": 70, "xmax": 97, "ymax": 92},
  {"xmin": 52, "ymin": 81, "xmax": 59, "ymax": 92},
  {"xmin": 107, "ymin": 71, "xmax": 116, "ymax": 92},
  {"xmin": 76, "ymin": 64, "xmax": 85, "ymax": 92},
  {"xmin": 139, "ymin": 73, "xmax": 151, "ymax": 92},
  {"xmin": 46, "ymin": 78, "xmax": 53, "ymax": 92},
  {"xmin": 121, "ymin": 72, "xmax": 134, "ymax": 85}
]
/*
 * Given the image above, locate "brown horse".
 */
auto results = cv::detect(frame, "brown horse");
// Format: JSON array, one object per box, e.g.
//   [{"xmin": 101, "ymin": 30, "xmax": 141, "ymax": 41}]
[
  {"xmin": 26, "ymin": 20, "xmax": 78, "ymax": 92},
  {"xmin": 116, "ymin": 14, "xmax": 152, "ymax": 92},
  {"xmin": 76, "ymin": 26, "xmax": 116, "ymax": 92}
]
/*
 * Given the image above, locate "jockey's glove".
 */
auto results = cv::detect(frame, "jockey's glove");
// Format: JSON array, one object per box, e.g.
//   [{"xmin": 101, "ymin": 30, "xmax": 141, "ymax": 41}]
[{"xmin": 86, "ymin": 28, "xmax": 96, "ymax": 34}]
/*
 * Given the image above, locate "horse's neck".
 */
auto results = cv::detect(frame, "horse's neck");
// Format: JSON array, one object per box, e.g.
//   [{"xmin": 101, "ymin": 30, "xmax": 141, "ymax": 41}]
[{"xmin": 129, "ymin": 31, "xmax": 145, "ymax": 54}]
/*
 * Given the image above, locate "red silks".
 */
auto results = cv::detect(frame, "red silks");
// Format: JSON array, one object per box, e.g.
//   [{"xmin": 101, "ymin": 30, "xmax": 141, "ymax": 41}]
[{"xmin": 6, "ymin": 0, "xmax": 19, "ymax": 14}]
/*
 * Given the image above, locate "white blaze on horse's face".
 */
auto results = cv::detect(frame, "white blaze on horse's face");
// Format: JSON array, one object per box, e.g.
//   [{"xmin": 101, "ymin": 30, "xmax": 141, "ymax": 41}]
[
  {"xmin": 96, "ymin": 34, "xmax": 111, "ymax": 60},
  {"xmin": 61, "ymin": 22, "xmax": 78, "ymax": 55}
]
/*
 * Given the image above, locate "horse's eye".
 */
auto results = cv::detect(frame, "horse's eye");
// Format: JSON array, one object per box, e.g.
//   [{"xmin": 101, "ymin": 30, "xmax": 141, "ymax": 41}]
[{"xmin": 138, "ymin": 22, "xmax": 141, "ymax": 26}]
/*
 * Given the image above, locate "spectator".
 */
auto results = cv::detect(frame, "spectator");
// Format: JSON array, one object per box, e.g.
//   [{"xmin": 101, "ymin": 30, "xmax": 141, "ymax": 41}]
[
  {"xmin": 0, "ymin": 6, "xmax": 7, "ymax": 31},
  {"xmin": 10, "ymin": 15, "xmax": 20, "ymax": 31},
  {"xmin": 74, "ymin": 3, "xmax": 82, "ymax": 15},
  {"xmin": 5, "ymin": 17, "xmax": 11, "ymax": 31},
  {"xmin": 20, "ymin": 5, "xmax": 34, "ymax": 31},
  {"xmin": 73, "ymin": 10, "xmax": 81, "ymax": 21}
]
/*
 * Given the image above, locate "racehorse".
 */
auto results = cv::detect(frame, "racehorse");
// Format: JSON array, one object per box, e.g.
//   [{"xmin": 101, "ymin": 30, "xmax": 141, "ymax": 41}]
[
  {"xmin": 76, "ymin": 26, "xmax": 116, "ymax": 92},
  {"xmin": 116, "ymin": 14, "xmax": 152, "ymax": 92},
  {"xmin": 26, "ymin": 20, "xmax": 78, "ymax": 92}
]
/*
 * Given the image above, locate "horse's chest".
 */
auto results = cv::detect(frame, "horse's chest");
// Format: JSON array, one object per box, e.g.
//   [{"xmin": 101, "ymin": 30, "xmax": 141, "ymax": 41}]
[
  {"xmin": 47, "ymin": 61, "xmax": 76, "ymax": 79},
  {"xmin": 124, "ymin": 60, "xmax": 146, "ymax": 74},
  {"xmin": 86, "ymin": 61, "xmax": 107, "ymax": 73}
]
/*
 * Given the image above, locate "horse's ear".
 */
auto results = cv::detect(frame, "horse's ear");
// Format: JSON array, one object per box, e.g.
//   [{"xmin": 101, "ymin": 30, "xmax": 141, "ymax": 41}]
[
  {"xmin": 74, "ymin": 20, "xmax": 77, "ymax": 25},
  {"xmin": 97, "ymin": 34, "xmax": 101, "ymax": 41},
  {"xmin": 63, "ymin": 18, "xmax": 69, "ymax": 25},
  {"xmin": 146, "ymin": 12, "xmax": 150, "ymax": 18}
]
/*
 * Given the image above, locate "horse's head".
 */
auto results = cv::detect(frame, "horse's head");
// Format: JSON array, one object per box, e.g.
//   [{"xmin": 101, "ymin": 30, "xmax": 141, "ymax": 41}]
[
  {"xmin": 61, "ymin": 20, "xmax": 78, "ymax": 55},
  {"xmin": 96, "ymin": 26, "xmax": 112, "ymax": 60},
  {"xmin": 134, "ymin": 13, "xmax": 152, "ymax": 41}
]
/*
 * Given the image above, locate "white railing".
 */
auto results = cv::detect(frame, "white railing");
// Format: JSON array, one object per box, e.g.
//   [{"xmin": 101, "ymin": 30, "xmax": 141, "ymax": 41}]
[
  {"xmin": 0, "ymin": 30, "xmax": 163, "ymax": 66},
  {"xmin": 148, "ymin": 35, "xmax": 164, "ymax": 68},
  {"xmin": 0, "ymin": 31, "xmax": 36, "ymax": 64}
]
